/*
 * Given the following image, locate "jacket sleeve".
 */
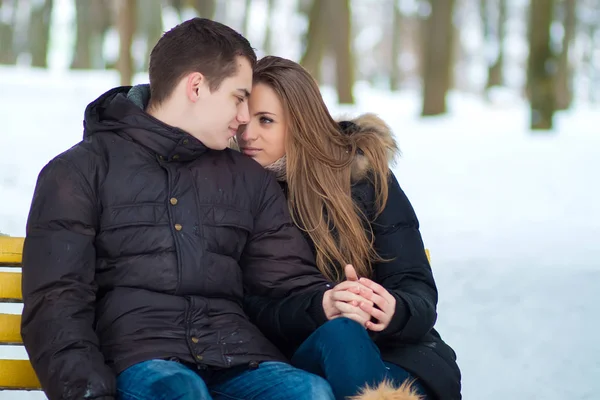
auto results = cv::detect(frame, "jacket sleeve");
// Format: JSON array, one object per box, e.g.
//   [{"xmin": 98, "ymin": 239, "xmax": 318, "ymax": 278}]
[
  {"xmin": 20, "ymin": 157, "xmax": 116, "ymax": 400},
  {"xmin": 368, "ymin": 172, "xmax": 438, "ymax": 344},
  {"xmin": 241, "ymin": 173, "xmax": 331, "ymax": 351}
]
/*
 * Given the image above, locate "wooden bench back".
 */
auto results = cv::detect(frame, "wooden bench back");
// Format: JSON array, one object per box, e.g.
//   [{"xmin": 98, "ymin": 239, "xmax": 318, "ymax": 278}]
[{"xmin": 0, "ymin": 236, "xmax": 41, "ymax": 390}]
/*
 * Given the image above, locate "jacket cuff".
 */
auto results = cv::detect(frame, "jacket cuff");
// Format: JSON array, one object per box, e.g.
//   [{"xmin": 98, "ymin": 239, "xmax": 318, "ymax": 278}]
[
  {"xmin": 307, "ymin": 286, "xmax": 329, "ymax": 327},
  {"xmin": 379, "ymin": 292, "xmax": 409, "ymax": 337}
]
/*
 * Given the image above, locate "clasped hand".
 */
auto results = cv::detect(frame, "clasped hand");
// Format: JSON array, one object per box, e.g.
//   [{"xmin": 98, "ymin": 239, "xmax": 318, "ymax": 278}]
[{"xmin": 322, "ymin": 265, "xmax": 396, "ymax": 331}]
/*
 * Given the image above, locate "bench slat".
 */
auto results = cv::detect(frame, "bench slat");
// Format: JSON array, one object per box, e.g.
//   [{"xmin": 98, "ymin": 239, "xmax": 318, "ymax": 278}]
[
  {"xmin": 0, "ymin": 272, "xmax": 22, "ymax": 302},
  {"xmin": 0, "ymin": 360, "xmax": 41, "ymax": 390},
  {"xmin": 0, "ymin": 236, "xmax": 24, "ymax": 266},
  {"xmin": 0, "ymin": 313, "xmax": 22, "ymax": 345}
]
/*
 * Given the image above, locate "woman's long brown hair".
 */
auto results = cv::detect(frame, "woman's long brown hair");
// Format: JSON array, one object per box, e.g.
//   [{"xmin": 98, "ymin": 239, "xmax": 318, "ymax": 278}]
[{"xmin": 254, "ymin": 56, "xmax": 392, "ymax": 281}]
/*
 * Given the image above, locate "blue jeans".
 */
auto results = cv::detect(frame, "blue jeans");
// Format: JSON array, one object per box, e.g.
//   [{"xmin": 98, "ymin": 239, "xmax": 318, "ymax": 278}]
[
  {"xmin": 116, "ymin": 359, "xmax": 334, "ymax": 400},
  {"xmin": 291, "ymin": 318, "xmax": 431, "ymax": 400}
]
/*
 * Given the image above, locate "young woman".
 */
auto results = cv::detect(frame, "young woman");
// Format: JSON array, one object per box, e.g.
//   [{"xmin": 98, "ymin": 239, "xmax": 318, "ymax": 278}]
[{"xmin": 236, "ymin": 56, "xmax": 461, "ymax": 400}]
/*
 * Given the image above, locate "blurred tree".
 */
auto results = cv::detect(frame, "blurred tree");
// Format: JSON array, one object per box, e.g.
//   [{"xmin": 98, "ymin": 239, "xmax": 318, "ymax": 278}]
[
  {"xmin": 193, "ymin": 0, "xmax": 216, "ymax": 19},
  {"xmin": 421, "ymin": 0, "xmax": 456, "ymax": 116},
  {"xmin": 555, "ymin": 0, "xmax": 576, "ymax": 110},
  {"xmin": 481, "ymin": 0, "xmax": 507, "ymax": 90},
  {"xmin": 263, "ymin": 0, "xmax": 275, "ymax": 54},
  {"xmin": 170, "ymin": 0, "xmax": 185, "ymax": 20},
  {"xmin": 300, "ymin": 0, "xmax": 355, "ymax": 104},
  {"xmin": 117, "ymin": 0, "xmax": 137, "ymax": 86},
  {"xmin": 330, "ymin": 0, "xmax": 355, "ymax": 104},
  {"xmin": 28, "ymin": 0, "xmax": 53, "ymax": 68},
  {"xmin": 0, "ymin": 0, "xmax": 17, "ymax": 65},
  {"xmin": 449, "ymin": 0, "xmax": 466, "ymax": 91},
  {"xmin": 527, "ymin": 0, "xmax": 556, "ymax": 129},
  {"xmin": 300, "ymin": 0, "xmax": 327, "ymax": 82},
  {"xmin": 138, "ymin": 0, "xmax": 163, "ymax": 70},
  {"xmin": 71, "ymin": 0, "xmax": 112, "ymax": 69},
  {"xmin": 585, "ymin": 0, "xmax": 599, "ymax": 103},
  {"xmin": 390, "ymin": 0, "xmax": 402, "ymax": 91},
  {"xmin": 242, "ymin": 0, "xmax": 252, "ymax": 37}
]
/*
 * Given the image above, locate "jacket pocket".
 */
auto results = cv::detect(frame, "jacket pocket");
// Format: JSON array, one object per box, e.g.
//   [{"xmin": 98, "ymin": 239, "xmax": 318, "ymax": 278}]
[
  {"xmin": 201, "ymin": 205, "xmax": 254, "ymax": 259},
  {"xmin": 100, "ymin": 202, "xmax": 168, "ymax": 230}
]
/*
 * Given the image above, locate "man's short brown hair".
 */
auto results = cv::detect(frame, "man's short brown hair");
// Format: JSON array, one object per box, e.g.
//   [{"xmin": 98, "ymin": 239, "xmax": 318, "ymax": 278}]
[{"xmin": 148, "ymin": 18, "xmax": 256, "ymax": 106}]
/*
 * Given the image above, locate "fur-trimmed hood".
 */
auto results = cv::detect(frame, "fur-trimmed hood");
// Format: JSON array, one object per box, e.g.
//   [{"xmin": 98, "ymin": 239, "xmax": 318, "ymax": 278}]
[{"xmin": 339, "ymin": 113, "xmax": 400, "ymax": 182}]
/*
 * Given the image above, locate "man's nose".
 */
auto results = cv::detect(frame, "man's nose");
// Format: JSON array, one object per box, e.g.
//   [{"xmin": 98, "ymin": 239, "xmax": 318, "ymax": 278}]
[
  {"xmin": 240, "ymin": 121, "xmax": 257, "ymax": 141},
  {"xmin": 237, "ymin": 102, "xmax": 250, "ymax": 124}
]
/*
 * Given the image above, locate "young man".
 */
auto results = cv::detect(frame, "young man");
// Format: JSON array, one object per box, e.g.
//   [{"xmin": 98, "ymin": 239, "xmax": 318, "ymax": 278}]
[{"xmin": 20, "ymin": 18, "xmax": 340, "ymax": 400}]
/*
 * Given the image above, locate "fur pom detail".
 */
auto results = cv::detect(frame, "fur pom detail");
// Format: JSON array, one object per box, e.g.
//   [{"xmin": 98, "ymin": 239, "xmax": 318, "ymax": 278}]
[{"xmin": 348, "ymin": 379, "xmax": 424, "ymax": 400}]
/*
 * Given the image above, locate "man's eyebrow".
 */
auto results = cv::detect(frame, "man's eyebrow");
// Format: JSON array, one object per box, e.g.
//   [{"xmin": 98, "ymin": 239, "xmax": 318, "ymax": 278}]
[{"xmin": 236, "ymin": 88, "xmax": 250, "ymax": 98}]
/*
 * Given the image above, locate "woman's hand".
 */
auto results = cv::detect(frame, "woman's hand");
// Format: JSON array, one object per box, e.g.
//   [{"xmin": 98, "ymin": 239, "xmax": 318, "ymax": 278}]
[
  {"xmin": 322, "ymin": 280, "xmax": 373, "ymax": 322},
  {"xmin": 322, "ymin": 265, "xmax": 374, "ymax": 325},
  {"xmin": 356, "ymin": 278, "xmax": 397, "ymax": 331}
]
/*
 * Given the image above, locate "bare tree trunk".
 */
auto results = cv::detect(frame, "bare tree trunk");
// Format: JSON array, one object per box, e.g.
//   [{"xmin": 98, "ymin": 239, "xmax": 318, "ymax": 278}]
[
  {"xmin": 449, "ymin": 6, "xmax": 462, "ymax": 91},
  {"xmin": 263, "ymin": 0, "xmax": 275, "ymax": 54},
  {"xmin": 421, "ymin": 0, "xmax": 456, "ymax": 116},
  {"xmin": 300, "ymin": 0, "xmax": 328, "ymax": 82},
  {"xmin": 139, "ymin": 0, "xmax": 163, "ymax": 71},
  {"xmin": 71, "ymin": 0, "xmax": 92, "ymax": 69},
  {"xmin": 118, "ymin": 0, "xmax": 137, "ymax": 86},
  {"xmin": 527, "ymin": 0, "xmax": 556, "ymax": 130},
  {"xmin": 0, "ymin": 0, "xmax": 17, "ymax": 64},
  {"xmin": 329, "ymin": 0, "xmax": 354, "ymax": 104},
  {"xmin": 587, "ymin": 2, "xmax": 599, "ymax": 103},
  {"xmin": 390, "ymin": 0, "xmax": 402, "ymax": 91},
  {"xmin": 486, "ymin": 0, "xmax": 507, "ymax": 89},
  {"xmin": 170, "ymin": 0, "xmax": 184, "ymax": 20},
  {"xmin": 29, "ymin": 0, "xmax": 53, "ymax": 68},
  {"xmin": 71, "ymin": 0, "xmax": 111, "ymax": 69},
  {"xmin": 556, "ymin": 0, "xmax": 576, "ymax": 110},
  {"xmin": 242, "ymin": 0, "xmax": 252, "ymax": 37},
  {"xmin": 193, "ymin": 0, "xmax": 216, "ymax": 19}
]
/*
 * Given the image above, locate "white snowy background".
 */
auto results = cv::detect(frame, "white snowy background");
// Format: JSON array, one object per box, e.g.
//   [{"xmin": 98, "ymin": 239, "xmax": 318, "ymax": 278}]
[{"xmin": 1, "ymin": 0, "xmax": 599, "ymax": 399}]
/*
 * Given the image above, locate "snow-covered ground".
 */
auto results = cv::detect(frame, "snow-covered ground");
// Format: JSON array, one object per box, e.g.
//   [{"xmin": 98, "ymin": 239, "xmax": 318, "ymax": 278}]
[{"xmin": 1, "ymin": 66, "xmax": 598, "ymax": 400}]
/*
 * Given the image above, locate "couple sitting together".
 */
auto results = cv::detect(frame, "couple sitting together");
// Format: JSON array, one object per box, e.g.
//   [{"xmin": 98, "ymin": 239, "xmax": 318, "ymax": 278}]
[{"xmin": 20, "ymin": 18, "xmax": 460, "ymax": 400}]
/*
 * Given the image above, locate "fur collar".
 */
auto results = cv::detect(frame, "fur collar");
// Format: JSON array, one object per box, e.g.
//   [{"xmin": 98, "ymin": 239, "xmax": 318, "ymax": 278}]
[{"xmin": 344, "ymin": 113, "xmax": 400, "ymax": 182}]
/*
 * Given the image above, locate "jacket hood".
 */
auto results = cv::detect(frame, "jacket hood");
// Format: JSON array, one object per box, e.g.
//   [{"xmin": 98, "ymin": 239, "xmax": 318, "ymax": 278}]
[
  {"xmin": 82, "ymin": 84, "xmax": 208, "ymax": 161},
  {"xmin": 339, "ymin": 113, "xmax": 400, "ymax": 182}
]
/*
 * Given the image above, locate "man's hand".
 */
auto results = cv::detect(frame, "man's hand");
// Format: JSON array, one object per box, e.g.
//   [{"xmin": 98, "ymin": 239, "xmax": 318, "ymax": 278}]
[{"xmin": 356, "ymin": 277, "xmax": 397, "ymax": 331}]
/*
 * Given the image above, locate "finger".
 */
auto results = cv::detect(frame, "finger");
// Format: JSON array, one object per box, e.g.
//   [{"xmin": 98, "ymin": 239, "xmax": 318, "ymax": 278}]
[
  {"xmin": 332, "ymin": 281, "xmax": 373, "ymax": 296},
  {"xmin": 345, "ymin": 264, "xmax": 359, "ymax": 281},
  {"xmin": 359, "ymin": 301, "xmax": 388, "ymax": 322},
  {"xmin": 331, "ymin": 290, "xmax": 374, "ymax": 306},
  {"xmin": 334, "ymin": 301, "xmax": 366, "ymax": 316},
  {"xmin": 359, "ymin": 278, "xmax": 396, "ymax": 303},
  {"xmin": 338, "ymin": 313, "xmax": 369, "ymax": 327},
  {"xmin": 358, "ymin": 288, "xmax": 390, "ymax": 311},
  {"xmin": 340, "ymin": 306, "xmax": 373, "ymax": 325},
  {"xmin": 365, "ymin": 320, "xmax": 386, "ymax": 332}
]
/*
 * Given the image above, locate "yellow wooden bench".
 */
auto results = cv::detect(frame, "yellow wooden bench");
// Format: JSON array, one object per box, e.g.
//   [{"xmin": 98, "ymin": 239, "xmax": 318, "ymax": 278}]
[
  {"xmin": 0, "ymin": 236, "xmax": 41, "ymax": 391},
  {"xmin": 0, "ymin": 235, "xmax": 430, "ymax": 392}
]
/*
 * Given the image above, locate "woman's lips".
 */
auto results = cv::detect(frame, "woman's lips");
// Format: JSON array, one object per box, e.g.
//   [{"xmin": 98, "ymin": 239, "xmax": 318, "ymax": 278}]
[{"xmin": 241, "ymin": 147, "xmax": 261, "ymax": 156}]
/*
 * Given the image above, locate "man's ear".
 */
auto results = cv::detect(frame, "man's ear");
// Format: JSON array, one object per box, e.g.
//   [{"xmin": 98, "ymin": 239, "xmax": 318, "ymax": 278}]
[{"xmin": 185, "ymin": 72, "xmax": 208, "ymax": 102}]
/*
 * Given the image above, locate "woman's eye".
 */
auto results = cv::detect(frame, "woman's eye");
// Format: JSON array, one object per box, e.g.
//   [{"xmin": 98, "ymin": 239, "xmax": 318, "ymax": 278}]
[{"xmin": 259, "ymin": 117, "xmax": 273, "ymax": 124}]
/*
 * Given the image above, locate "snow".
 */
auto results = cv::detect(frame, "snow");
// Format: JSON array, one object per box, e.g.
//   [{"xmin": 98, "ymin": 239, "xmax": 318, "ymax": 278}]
[{"xmin": 1, "ymin": 66, "xmax": 598, "ymax": 399}]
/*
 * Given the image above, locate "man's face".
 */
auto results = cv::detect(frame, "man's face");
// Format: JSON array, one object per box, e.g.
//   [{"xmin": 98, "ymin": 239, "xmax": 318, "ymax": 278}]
[{"xmin": 186, "ymin": 56, "xmax": 252, "ymax": 150}]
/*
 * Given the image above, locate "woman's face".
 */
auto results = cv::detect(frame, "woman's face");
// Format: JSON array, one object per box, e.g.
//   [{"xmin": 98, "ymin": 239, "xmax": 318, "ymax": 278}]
[{"xmin": 236, "ymin": 83, "xmax": 287, "ymax": 167}]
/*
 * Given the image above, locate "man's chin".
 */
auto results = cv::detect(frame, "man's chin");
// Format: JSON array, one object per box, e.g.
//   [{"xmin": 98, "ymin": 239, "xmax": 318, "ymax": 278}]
[{"xmin": 204, "ymin": 140, "xmax": 229, "ymax": 151}]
